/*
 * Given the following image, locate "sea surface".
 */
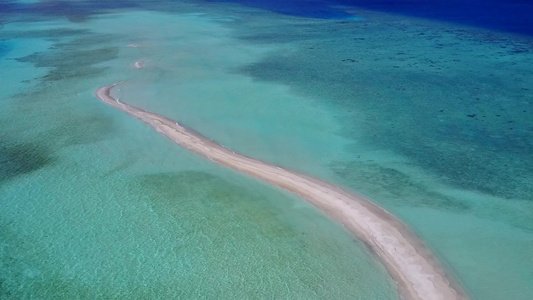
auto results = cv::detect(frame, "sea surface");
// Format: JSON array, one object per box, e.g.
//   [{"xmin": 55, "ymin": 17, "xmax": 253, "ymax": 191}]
[{"xmin": 1, "ymin": 0, "xmax": 532, "ymax": 299}]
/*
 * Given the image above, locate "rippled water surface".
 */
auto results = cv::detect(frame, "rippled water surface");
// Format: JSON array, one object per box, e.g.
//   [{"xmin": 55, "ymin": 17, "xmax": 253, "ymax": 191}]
[{"xmin": 1, "ymin": 0, "xmax": 532, "ymax": 299}]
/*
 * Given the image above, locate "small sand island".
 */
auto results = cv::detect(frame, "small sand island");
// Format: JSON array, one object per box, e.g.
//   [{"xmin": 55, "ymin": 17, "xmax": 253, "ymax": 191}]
[
  {"xmin": 134, "ymin": 60, "xmax": 144, "ymax": 69},
  {"xmin": 96, "ymin": 83, "xmax": 467, "ymax": 300}
]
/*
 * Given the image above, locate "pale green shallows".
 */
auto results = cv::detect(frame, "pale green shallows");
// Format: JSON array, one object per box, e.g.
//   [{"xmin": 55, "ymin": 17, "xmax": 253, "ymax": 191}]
[{"xmin": 0, "ymin": 9, "xmax": 396, "ymax": 300}]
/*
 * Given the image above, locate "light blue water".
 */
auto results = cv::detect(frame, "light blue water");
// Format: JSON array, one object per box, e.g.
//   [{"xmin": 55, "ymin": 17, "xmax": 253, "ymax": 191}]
[
  {"xmin": 1, "ymin": 1, "xmax": 532, "ymax": 299},
  {"xmin": 229, "ymin": 9, "xmax": 533, "ymax": 299},
  {"xmin": 0, "ymin": 5, "xmax": 396, "ymax": 299}
]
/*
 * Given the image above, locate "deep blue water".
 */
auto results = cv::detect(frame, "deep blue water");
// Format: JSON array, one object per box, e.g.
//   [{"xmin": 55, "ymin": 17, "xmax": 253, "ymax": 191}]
[
  {"xmin": 1, "ymin": 0, "xmax": 533, "ymax": 35},
  {"xmin": 210, "ymin": 0, "xmax": 533, "ymax": 35}
]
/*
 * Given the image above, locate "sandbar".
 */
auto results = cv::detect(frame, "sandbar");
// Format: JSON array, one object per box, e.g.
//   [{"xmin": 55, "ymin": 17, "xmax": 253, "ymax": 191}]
[
  {"xmin": 95, "ymin": 83, "xmax": 467, "ymax": 300},
  {"xmin": 134, "ymin": 60, "xmax": 144, "ymax": 69}
]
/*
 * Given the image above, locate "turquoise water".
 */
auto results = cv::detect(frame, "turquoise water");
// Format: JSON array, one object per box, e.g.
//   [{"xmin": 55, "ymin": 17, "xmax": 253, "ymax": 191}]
[
  {"xmin": 232, "ymin": 10, "xmax": 533, "ymax": 299},
  {"xmin": 1, "ymin": 1, "xmax": 532, "ymax": 299},
  {"xmin": 0, "ymin": 4, "xmax": 396, "ymax": 300}
]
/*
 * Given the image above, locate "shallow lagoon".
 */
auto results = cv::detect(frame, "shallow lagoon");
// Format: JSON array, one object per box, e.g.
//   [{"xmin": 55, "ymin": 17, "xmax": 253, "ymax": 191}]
[{"xmin": 1, "ymin": 1, "xmax": 532, "ymax": 299}]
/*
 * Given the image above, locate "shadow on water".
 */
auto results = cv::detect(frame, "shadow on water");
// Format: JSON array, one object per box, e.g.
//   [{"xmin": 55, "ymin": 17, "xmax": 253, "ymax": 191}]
[
  {"xmin": 0, "ymin": 25, "xmax": 121, "ymax": 185},
  {"xmin": 137, "ymin": 171, "xmax": 294, "ymax": 234},
  {"xmin": 0, "ymin": 0, "xmax": 137, "ymax": 23},
  {"xmin": 0, "ymin": 42, "xmax": 13, "ymax": 58},
  {"xmin": 16, "ymin": 46, "xmax": 118, "ymax": 81},
  {"xmin": 330, "ymin": 160, "xmax": 471, "ymax": 211},
  {"xmin": 0, "ymin": 139, "xmax": 54, "ymax": 183}
]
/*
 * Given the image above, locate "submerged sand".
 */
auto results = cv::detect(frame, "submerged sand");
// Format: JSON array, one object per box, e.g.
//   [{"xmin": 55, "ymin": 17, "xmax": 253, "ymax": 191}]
[{"xmin": 96, "ymin": 83, "xmax": 467, "ymax": 300}]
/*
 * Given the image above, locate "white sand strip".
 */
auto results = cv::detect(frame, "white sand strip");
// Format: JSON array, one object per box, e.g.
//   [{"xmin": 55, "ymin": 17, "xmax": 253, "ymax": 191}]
[{"xmin": 95, "ymin": 83, "xmax": 467, "ymax": 300}]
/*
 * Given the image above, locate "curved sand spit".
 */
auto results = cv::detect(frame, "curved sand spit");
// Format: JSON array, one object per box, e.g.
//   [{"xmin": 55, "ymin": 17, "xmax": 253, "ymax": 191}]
[{"xmin": 96, "ymin": 83, "xmax": 467, "ymax": 300}]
